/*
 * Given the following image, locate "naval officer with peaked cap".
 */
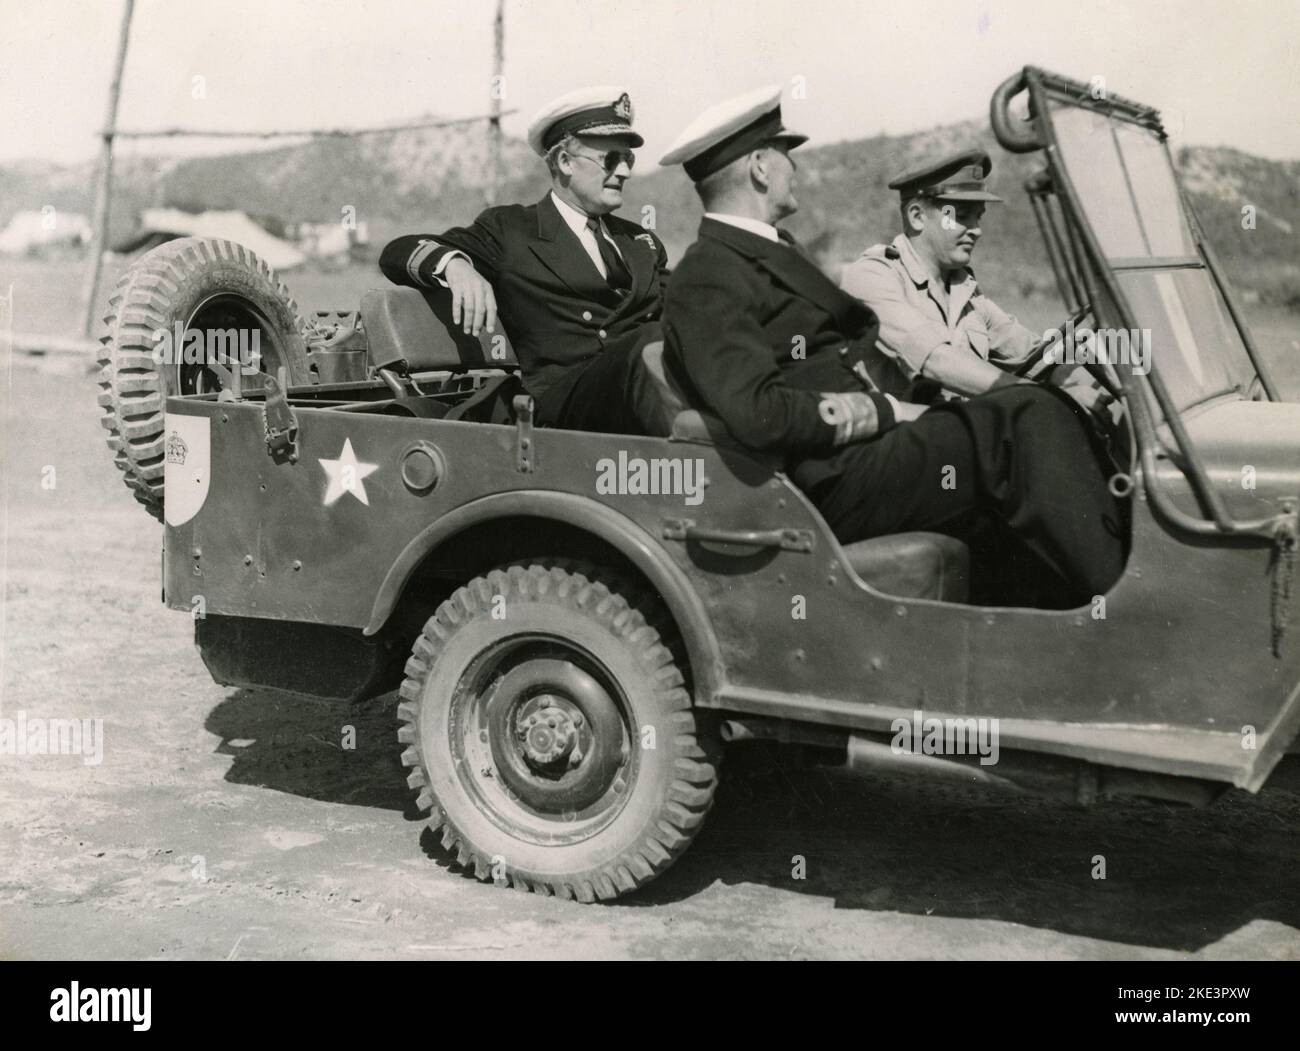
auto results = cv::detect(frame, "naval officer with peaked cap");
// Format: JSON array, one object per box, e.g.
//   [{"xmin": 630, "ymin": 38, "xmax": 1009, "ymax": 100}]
[
  {"xmin": 380, "ymin": 86, "xmax": 670, "ymax": 434},
  {"xmin": 657, "ymin": 86, "xmax": 1124, "ymax": 607}
]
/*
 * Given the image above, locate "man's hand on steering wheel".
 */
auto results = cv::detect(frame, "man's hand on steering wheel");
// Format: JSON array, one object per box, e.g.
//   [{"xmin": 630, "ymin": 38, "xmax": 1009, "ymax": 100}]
[
  {"xmin": 1014, "ymin": 304, "xmax": 1093, "ymax": 379},
  {"xmin": 1013, "ymin": 304, "xmax": 1120, "ymax": 427}
]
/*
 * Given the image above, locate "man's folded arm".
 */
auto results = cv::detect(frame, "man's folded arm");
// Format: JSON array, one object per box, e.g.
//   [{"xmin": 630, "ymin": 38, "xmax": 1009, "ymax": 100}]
[
  {"xmin": 379, "ymin": 214, "xmax": 504, "ymax": 289},
  {"xmin": 840, "ymin": 256, "xmax": 1019, "ymax": 396},
  {"xmin": 665, "ymin": 267, "xmax": 897, "ymax": 455},
  {"xmin": 977, "ymin": 293, "xmax": 1037, "ymax": 369}
]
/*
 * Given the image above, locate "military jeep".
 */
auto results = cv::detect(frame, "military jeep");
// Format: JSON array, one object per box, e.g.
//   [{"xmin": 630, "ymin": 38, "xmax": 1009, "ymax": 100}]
[{"xmin": 95, "ymin": 67, "xmax": 1299, "ymax": 902}]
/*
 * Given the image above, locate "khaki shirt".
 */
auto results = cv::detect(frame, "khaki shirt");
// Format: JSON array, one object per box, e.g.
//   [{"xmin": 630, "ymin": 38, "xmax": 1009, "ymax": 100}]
[{"xmin": 840, "ymin": 234, "xmax": 1036, "ymax": 393}]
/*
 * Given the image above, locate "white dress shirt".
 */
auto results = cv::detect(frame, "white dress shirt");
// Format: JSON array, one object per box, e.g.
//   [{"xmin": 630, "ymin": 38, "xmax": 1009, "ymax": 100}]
[
  {"xmin": 550, "ymin": 191, "xmax": 627, "ymax": 279},
  {"xmin": 703, "ymin": 212, "xmax": 781, "ymax": 243}
]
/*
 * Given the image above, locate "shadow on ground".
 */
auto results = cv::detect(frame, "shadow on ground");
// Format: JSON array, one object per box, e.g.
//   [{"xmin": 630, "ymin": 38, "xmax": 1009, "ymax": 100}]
[
  {"xmin": 206, "ymin": 686, "xmax": 1300, "ymax": 952},
  {"xmin": 206, "ymin": 687, "xmax": 411, "ymax": 814}
]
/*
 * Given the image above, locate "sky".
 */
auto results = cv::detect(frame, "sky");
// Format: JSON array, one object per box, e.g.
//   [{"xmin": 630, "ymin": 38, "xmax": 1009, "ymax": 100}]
[{"xmin": 4, "ymin": 0, "xmax": 1299, "ymax": 168}]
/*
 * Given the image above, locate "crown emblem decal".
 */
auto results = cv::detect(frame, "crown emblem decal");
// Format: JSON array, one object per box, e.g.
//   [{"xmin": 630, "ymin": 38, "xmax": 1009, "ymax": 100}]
[{"xmin": 166, "ymin": 431, "xmax": 188, "ymax": 465}]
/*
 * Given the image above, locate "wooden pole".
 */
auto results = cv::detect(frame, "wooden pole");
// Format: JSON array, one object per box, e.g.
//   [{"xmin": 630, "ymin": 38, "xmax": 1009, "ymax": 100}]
[
  {"xmin": 485, "ymin": 0, "xmax": 505, "ymax": 206},
  {"xmin": 80, "ymin": 0, "xmax": 135, "ymax": 339}
]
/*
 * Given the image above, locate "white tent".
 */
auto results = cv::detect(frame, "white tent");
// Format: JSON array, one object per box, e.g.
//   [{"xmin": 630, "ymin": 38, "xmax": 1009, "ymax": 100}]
[
  {"xmin": 131, "ymin": 208, "xmax": 305, "ymax": 270},
  {"xmin": 0, "ymin": 210, "xmax": 91, "ymax": 254}
]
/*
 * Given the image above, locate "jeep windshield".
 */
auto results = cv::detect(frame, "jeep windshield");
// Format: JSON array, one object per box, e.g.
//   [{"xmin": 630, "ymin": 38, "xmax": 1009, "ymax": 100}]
[
  {"xmin": 1000, "ymin": 69, "xmax": 1283, "ymax": 421},
  {"xmin": 1045, "ymin": 93, "xmax": 1262, "ymax": 412}
]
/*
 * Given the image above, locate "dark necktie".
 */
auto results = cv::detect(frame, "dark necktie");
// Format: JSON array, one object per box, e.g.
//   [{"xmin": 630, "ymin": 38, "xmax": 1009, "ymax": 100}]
[{"xmin": 586, "ymin": 216, "xmax": 632, "ymax": 292}]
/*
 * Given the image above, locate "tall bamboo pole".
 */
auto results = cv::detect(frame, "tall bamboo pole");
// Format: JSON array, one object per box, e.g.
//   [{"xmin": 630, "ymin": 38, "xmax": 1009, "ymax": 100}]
[{"xmin": 80, "ymin": 0, "xmax": 136, "ymax": 339}]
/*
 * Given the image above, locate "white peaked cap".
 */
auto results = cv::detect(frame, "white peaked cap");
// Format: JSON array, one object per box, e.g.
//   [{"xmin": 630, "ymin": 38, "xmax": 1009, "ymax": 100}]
[
  {"xmin": 660, "ymin": 84, "xmax": 807, "ymax": 180},
  {"xmin": 526, "ymin": 85, "xmax": 643, "ymax": 156}
]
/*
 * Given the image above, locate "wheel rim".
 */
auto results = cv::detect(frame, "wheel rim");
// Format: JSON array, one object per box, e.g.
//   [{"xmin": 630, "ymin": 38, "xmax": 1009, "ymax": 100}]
[
  {"xmin": 176, "ymin": 293, "xmax": 287, "ymax": 395},
  {"xmin": 449, "ymin": 636, "xmax": 636, "ymax": 846}
]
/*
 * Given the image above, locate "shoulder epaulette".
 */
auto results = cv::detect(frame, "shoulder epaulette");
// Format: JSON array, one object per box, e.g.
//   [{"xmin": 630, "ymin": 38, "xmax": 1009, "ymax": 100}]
[{"xmin": 857, "ymin": 243, "xmax": 896, "ymax": 263}]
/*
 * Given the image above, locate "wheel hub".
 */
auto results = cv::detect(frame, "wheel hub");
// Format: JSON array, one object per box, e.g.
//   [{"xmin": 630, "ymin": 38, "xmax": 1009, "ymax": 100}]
[
  {"xmin": 515, "ymin": 695, "xmax": 586, "ymax": 769},
  {"xmin": 481, "ymin": 657, "xmax": 628, "ymax": 815}
]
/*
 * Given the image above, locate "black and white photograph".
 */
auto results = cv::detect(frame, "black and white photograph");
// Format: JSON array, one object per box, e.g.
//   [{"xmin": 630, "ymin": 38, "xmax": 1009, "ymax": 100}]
[{"xmin": 2, "ymin": 0, "xmax": 1299, "ymax": 995}]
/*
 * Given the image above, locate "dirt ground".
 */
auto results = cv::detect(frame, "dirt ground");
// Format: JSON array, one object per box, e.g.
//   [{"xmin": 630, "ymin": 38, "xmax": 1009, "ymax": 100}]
[{"xmin": 1, "ymin": 357, "xmax": 1298, "ymax": 962}]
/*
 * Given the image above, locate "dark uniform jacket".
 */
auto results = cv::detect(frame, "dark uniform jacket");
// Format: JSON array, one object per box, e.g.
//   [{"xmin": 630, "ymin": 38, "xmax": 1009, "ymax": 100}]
[
  {"xmin": 662, "ymin": 218, "xmax": 882, "ymax": 491},
  {"xmin": 379, "ymin": 193, "xmax": 669, "ymax": 414}
]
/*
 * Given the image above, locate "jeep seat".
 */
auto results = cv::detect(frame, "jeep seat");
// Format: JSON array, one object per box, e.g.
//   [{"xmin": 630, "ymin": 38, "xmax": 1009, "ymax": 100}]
[
  {"xmin": 840, "ymin": 532, "xmax": 968, "ymax": 602},
  {"xmin": 360, "ymin": 286, "xmax": 517, "ymax": 372},
  {"xmin": 642, "ymin": 343, "xmax": 969, "ymax": 603}
]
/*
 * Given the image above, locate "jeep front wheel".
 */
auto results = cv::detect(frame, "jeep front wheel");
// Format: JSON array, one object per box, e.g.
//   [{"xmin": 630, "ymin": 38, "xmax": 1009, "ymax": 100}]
[{"xmin": 397, "ymin": 563, "xmax": 719, "ymax": 901}]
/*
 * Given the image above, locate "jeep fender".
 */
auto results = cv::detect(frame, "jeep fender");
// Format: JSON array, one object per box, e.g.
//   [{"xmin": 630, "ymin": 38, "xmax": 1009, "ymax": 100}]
[{"xmin": 363, "ymin": 491, "xmax": 725, "ymax": 701}]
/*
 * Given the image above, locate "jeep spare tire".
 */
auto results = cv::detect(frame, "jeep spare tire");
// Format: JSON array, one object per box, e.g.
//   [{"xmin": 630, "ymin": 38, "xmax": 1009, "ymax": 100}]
[{"xmin": 95, "ymin": 236, "xmax": 310, "ymax": 520}]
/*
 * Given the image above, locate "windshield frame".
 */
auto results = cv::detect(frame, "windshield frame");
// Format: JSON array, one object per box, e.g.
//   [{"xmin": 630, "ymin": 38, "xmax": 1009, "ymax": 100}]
[
  {"xmin": 1013, "ymin": 66, "xmax": 1285, "ymax": 541},
  {"xmin": 1027, "ymin": 68, "xmax": 1278, "ymax": 407}
]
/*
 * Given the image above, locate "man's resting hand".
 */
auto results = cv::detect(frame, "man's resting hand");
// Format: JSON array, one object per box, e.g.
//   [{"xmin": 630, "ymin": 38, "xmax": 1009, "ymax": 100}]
[
  {"xmin": 891, "ymin": 399, "xmax": 929, "ymax": 423},
  {"xmin": 444, "ymin": 257, "xmax": 497, "ymax": 336}
]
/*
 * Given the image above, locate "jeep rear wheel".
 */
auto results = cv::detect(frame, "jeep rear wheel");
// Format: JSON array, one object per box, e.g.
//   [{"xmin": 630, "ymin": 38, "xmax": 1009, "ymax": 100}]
[
  {"xmin": 398, "ymin": 563, "xmax": 719, "ymax": 901},
  {"xmin": 95, "ymin": 236, "xmax": 310, "ymax": 520}
]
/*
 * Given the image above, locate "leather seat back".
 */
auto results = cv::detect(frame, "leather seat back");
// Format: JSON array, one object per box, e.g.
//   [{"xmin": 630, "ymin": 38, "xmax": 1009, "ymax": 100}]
[
  {"xmin": 640, "ymin": 342, "xmax": 783, "ymax": 468},
  {"xmin": 637, "ymin": 341, "xmax": 682, "ymax": 437},
  {"xmin": 360, "ymin": 286, "xmax": 518, "ymax": 372}
]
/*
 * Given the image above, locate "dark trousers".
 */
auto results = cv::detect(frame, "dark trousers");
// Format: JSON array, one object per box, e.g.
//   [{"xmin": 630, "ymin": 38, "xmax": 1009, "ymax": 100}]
[
  {"xmin": 534, "ymin": 325, "xmax": 664, "ymax": 436},
  {"xmin": 807, "ymin": 385, "xmax": 1125, "ymax": 607}
]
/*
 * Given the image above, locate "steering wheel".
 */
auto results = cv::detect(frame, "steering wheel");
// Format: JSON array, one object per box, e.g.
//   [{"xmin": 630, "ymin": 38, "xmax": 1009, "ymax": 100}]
[
  {"xmin": 1015, "ymin": 304, "xmax": 1125, "ymax": 398},
  {"xmin": 1014, "ymin": 304, "xmax": 1089, "ymax": 377}
]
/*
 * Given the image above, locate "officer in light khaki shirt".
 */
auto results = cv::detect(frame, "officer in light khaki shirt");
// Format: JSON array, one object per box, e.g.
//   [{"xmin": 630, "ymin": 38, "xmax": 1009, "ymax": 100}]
[{"xmin": 841, "ymin": 149, "xmax": 1106, "ymax": 414}]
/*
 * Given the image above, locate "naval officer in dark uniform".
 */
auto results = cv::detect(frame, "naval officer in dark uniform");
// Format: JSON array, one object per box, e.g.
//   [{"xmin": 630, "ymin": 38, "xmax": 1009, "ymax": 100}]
[
  {"xmin": 657, "ymin": 87, "xmax": 1124, "ymax": 607},
  {"xmin": 380, "ymin": 86, "xmax": 669, "ymax": 434}
]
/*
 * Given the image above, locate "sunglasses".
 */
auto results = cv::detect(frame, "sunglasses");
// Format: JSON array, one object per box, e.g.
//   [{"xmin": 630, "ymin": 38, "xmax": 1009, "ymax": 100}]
[{"xmin": 568, "ymin": 147, "xmax": 637, "ymax": 173}]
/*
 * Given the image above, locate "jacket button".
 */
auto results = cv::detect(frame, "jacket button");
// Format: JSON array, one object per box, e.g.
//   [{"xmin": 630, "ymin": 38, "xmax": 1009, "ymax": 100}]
[
  {"xmin": 582, "ymin": 310, "xmax": 593, "ymax": 321},
  {"xmin": 839, "ymin": 347, "xmax": 848, "ymax": 357},
  {"xmin": 598, "ymin": 329, "xmax": 607, "ymax": 339}
]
